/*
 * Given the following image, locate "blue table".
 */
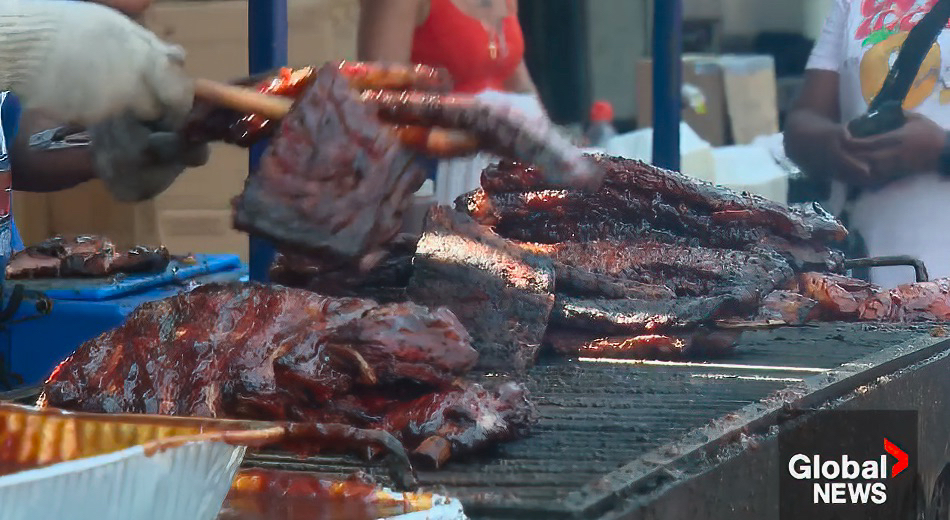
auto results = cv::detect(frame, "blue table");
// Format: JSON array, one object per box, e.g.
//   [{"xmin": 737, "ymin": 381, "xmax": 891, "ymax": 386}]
[{"xmin": 1, "ymin": 254, "xmax": 247, "ymax": 386}]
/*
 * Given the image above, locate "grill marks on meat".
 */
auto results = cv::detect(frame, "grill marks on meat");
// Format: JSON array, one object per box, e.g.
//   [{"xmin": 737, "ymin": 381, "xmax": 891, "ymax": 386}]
[
  {"xmin": 40, "ymin": 283, "xmax": 537, "ymax": 465},
  {"xmin": 5, "ymin": 235, "xmax": 170, "ymax": 279},
  {"xmin": 406, "ymin": 207, "xmax": 555, "ymax": 371}
]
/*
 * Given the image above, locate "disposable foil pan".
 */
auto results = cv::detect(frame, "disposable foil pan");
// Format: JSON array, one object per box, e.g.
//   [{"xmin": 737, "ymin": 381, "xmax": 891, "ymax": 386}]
[
  {"xmin": 388, "ymin": 493, "xmax": 467, "ymax": 519},
  {"xmin": 0, "ymin": 403, "xmax": 269, "ymax": 520},
  {"xmin": 0, "ymin": 440, "xmax": 245, "ymax": 520}
]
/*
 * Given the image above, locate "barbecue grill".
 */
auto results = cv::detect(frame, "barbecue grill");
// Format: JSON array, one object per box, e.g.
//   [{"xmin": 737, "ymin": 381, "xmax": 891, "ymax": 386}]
[
  {"xmin": 4, "ymin": 323, "xmax": 950, "ymax": 519},
  {"xmin": 234, "ymin": 323, "xmax": 950, "ymax": 519}
]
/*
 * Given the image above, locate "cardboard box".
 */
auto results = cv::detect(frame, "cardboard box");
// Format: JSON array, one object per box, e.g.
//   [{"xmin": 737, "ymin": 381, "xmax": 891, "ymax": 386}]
[
  {"xmin": 13, "ymin": 0, "xmax": 361, "ymax": 262},
  {"xmin": 636, "ymin": 55, "xmax": 729, "ymax": 146},
  {"xmin": 635, "ymin": 54, "xmax": 779, "ymax": 147}
]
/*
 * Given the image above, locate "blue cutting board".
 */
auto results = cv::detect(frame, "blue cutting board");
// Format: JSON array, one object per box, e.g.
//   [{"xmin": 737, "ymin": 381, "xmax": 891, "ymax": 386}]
[{"xmin": 5, "ymin": 253, "xmax": 242, "ymax": 301}]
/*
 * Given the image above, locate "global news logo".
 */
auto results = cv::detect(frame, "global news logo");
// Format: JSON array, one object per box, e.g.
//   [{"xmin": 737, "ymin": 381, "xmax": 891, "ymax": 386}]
[{"xmin": 786, "ymin": 438, "xmax": 909, "ymax": 505}]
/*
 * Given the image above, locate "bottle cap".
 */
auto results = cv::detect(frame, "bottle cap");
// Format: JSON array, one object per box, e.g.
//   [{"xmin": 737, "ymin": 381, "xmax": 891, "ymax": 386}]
[{"xmin": 589, "ymin": 101, "xmax": 614, "ymax": 123}]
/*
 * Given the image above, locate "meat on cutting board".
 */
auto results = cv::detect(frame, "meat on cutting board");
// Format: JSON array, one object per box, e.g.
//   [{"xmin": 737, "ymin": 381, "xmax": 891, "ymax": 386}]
[
  {"xmin": 5, "ymin": 235, "xmax": 170, "ymax": 279},
  {"xmin": 406, "ymin": 206, "xmax": 555, "ymax": 372},
  {"xmin": 40, "ymin": 283, "xmax": 537, "ymax": 466}
]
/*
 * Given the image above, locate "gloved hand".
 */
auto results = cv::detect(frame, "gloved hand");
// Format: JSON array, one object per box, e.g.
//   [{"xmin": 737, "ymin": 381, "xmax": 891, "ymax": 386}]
[
  {"xmin": 0, "ymin": 0, "xmax": 193, "ymax": 126},
  {"xmin": 88, "ymin": 114, "xmax": 210, "ymax": 202}
]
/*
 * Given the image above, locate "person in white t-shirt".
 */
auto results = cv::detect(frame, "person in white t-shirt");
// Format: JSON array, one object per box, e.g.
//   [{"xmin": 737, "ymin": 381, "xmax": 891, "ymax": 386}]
[{"xmin": 785, "ymin": 0, "xmax": 950, "ymax": 289}]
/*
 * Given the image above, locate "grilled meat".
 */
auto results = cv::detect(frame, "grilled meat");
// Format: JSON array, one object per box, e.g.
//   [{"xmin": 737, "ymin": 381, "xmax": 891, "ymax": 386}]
[
  {"xmin": 544, "ymin": 327, "xmax": 741, "ymax": 359},
  {"xmin": 514, "ymin": 239, "xmax": 794, "ymax": 301},
  {"xmin": 476, "ymin": 157, "xmax": 847, "ymax": 243},
  {"xmin": 5, "ymin": 235, "xmax": 170, "ymax": 279},
  {"xmin": 859, "ymin": 278, "xmax": 950, "ymax": 322},
  {"xmin": 551, "ymin": 295, "xmax": 737, "ymax": 336},
  {"xmin": 756, "ymin": 290, "xmax": 819, "ymax": 326},
  {"xmin": 796, "ymin": 272, "xmax": 880, "ymax": 321},
  {"xmin": 230, "ymin": 61, "xmax": 598, "ymax": 274},
  {"xmin": 40, "ymin": 283, "xmax": 537, "ymax": 465},
  {"xmin": 406, "ymin": 206, "xmax": 555, "ymax": 371}
]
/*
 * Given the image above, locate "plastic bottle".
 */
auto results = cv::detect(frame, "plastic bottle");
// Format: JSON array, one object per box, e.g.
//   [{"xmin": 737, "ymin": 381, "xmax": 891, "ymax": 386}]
[{"xmin": 586, "ymin": 100, "xmax": 618, "ymax": 148}]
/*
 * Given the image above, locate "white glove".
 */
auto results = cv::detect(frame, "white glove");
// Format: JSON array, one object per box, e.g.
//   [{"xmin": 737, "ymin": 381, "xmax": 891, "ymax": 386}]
[
  {"xmin": 0, "ymin": 0, "xmax": 194, "ymax": 126},
  {"xmin": 89, "ymin": 114, "xmax": 210, "ymax": 202}
]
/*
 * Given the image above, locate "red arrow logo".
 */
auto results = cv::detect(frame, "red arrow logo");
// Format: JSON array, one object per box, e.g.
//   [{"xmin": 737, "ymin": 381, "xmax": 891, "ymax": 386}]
[{"xmin": 884, "ymin": 438, "xmax": 908, "ymax": 477}]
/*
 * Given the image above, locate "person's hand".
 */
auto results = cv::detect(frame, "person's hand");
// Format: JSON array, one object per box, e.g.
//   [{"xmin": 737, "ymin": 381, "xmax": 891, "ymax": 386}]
[
  {"xmin": 844, "ymin": 112, "xmax": 946, "ymax": 183},
  {"xmin": 88, "ymin": 114, "xmax": 210, "ymax": 202},
  {"xmin": 0, "ymin": 1, "xmax": 193, "ymax": 127},
  {"xmin": 823, "ymin": 125, "xmax": 874, "ymax": 187}
]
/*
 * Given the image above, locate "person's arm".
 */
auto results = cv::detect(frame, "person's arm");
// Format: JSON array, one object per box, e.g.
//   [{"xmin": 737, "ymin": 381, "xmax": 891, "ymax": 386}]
[
  {"xmin": 11, "ymin": 111, "xmax": 96, "ymax": 192},
  {"xmin": 357, "ymin": 0, "xmax": 425, "ymax": 62},
  {"xmin": 784, "ymin": 0, "xmax": 873, "ymax": 185},
  {"xmin": 784, "ymin": 70, "xmax": 871, "ymax": 184},
  {"xmin": 502, "ymin": 0, "xmax": 539, "ymax": 96},
  {"xmin": 503, "ymin": 62, "xmax": 539, "ymax": 96}
]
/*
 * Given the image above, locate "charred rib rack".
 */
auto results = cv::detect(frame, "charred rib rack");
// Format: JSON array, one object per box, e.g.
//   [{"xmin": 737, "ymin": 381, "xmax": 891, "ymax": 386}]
[{"xmin": 39, "ymin": 283, "xmax": 537, "ymax": 467}]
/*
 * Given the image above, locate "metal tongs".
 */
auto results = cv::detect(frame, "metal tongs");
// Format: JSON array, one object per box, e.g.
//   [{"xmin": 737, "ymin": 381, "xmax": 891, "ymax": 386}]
[
  {"xmin": 848, "ymin": 0, "xmax": 950, "ymax": 137},
  {"xmin": 28, "ymin": 125, "xmax": 90, "ymax": 151}
]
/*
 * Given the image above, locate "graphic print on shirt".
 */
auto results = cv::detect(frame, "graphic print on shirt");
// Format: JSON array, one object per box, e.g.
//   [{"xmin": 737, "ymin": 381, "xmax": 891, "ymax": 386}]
[{"xmin": 857, "ymin": 0, "xmax": 950, "ymax": 108}]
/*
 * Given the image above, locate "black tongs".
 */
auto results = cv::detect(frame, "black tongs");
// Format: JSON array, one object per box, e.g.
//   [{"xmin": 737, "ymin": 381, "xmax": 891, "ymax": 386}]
[{"xmin": 848, "ymin": 0, "xmax": 950, "ymax": 137}]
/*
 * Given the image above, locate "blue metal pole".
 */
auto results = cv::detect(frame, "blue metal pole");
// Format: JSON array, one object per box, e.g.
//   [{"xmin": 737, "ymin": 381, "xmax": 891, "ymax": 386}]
[
  {"xmin": 652, "ymin": 0, "xmax": 683, "ymax": 172},
  {"xmin": 247, "ymin": 0, "xmax": 288, "ymax": 282}
]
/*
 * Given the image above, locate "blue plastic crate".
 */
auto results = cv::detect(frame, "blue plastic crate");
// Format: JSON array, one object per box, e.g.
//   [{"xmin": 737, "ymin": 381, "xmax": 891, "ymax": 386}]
[{"xmin": 0, "ymin": 254, "xmax": 246, "ymax": 386}]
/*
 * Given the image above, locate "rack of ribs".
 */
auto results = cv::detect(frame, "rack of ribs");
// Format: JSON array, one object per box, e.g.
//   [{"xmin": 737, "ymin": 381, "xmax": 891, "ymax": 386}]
[
  {"xmin": 39, "ymin": 283, "xmax": 537, "ymax": 469},
  {"xmin": 182, "ymin": 62, "xmax": 601, "ymax": 278}
]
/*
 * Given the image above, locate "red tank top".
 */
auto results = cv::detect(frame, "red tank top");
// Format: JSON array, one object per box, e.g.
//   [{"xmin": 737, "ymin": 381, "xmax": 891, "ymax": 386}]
[{"xmin": 410, "ymin": 0, "xmax": 525, "ymax": 94}]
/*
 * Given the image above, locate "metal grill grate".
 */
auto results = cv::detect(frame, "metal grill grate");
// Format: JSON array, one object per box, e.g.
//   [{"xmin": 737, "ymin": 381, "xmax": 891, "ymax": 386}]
[
  {"xmin": 245, "ymin": 323, "xmax": 935, "ymax": 519},
  {"xmin": 0, "ymin": 323, "xmax": 933, "ymax": 519}
]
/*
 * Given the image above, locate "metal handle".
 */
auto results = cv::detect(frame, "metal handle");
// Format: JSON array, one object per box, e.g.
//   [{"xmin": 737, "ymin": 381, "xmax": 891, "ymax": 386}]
[{"xmin": 844, "ymin": 256, "xmax": 929, "ymax": 283}]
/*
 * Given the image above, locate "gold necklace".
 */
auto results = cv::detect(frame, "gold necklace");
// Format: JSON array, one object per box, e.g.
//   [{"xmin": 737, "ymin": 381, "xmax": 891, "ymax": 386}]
[{"xmin": 470, "ymin": 0, "xmax": 506, "ymax": 60}]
